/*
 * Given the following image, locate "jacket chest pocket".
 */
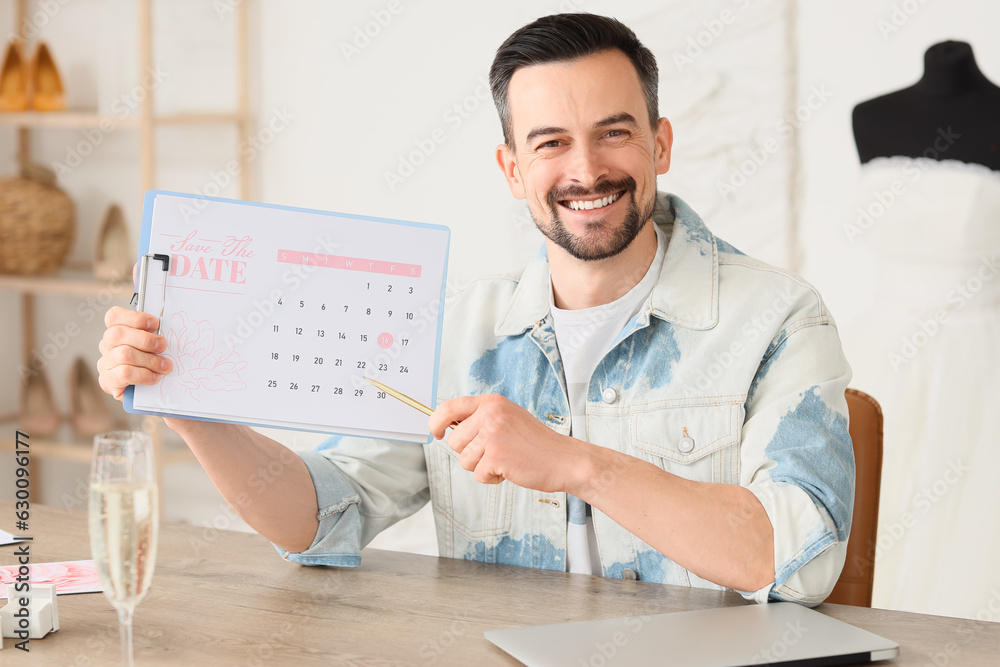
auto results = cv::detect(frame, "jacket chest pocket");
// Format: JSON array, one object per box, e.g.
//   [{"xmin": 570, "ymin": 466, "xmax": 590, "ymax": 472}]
[
  {"xmin": 629, "ymin": 400, "xmax": 744, "ymax": 485},
  {"xmin": 426, "ymin": 440, "xmax": 513, "ymax": 540}
]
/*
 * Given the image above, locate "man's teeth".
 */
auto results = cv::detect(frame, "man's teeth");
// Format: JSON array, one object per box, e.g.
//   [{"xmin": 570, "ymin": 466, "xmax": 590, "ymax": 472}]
[{"xmin": 566, "ymin": 191, "xmax": 621, "ymax": 211}]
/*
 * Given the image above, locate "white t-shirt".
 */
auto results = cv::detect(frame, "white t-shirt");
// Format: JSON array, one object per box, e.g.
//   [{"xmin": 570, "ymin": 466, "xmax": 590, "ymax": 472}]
[{"xmin": 549, "ymin": 225, "xmax": 667, "ymax": 575}]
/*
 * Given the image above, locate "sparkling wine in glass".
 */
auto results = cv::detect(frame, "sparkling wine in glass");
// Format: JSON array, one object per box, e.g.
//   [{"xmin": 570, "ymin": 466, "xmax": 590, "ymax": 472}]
[{"xmin": 88, "ymin": 431, "xmax": 159, "ymax": 667}]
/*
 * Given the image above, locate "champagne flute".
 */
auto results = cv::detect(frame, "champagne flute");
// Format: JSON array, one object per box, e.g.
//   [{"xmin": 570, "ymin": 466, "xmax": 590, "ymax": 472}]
[{"xmin": 88, "ymin": 431, "xmax": 159, "ymax": 667}]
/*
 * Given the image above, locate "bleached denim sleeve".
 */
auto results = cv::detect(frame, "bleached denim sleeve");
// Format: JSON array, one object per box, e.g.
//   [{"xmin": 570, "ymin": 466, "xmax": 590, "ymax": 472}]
[
  {"xmin": 737, "ymin": 319, "xmax": 855, "ymax": 606},
  {"xmin": 274, "ymin": 435, "xmax": 430, "ymax": 566}
]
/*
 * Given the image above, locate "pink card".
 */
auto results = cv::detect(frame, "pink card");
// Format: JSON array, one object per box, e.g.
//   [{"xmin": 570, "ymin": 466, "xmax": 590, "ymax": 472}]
[{"xmin": 0, "ymin": 559, "xmax": 103, "ymax": 597}]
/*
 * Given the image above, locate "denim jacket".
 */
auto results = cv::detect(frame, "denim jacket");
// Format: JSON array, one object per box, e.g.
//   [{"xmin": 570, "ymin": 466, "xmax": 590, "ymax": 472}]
[{"xmin": 280, "ymin": 192, "xmax": 855, "ymax": 606}]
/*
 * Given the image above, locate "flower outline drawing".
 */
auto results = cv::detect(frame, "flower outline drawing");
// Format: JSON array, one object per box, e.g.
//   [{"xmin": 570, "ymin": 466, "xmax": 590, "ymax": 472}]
[{"xmin": 160, "ymin": 311, "xmax": 247, "ymax": 402}]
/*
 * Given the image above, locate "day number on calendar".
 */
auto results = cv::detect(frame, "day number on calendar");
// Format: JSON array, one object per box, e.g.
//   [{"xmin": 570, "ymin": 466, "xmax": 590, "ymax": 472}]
[{"xmin": 264, "ymin": 281, "xmax": 419, "ymax": 397}]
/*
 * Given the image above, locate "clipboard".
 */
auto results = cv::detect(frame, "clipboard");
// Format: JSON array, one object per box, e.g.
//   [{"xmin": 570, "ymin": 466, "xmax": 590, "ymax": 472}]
[{"xmin": 124, "ymin": 190, "xmax": 450, "ymax": 443}]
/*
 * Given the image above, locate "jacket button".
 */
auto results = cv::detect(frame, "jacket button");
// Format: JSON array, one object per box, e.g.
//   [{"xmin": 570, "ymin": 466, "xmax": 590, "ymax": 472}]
[
  {"xmin": 601, "ymin": 387, "xmax": 618, "ymax": 404},
  {"xmin": 622, "ymin": 568, "xmax": 638, "ymax": 580},
  {"xmin": 678, "ymin": 436, "xmax": 695, "ymax": 453}
]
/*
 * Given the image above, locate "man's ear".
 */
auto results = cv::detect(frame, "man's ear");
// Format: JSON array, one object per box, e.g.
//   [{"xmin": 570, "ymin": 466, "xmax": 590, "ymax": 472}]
[
  {"xmin": 496, "ymin": 143, "xmax": 526, "ymax": 199},
  {"xmin": 654, "ymin": 117, "xmax": 673, "ymax": 175}
]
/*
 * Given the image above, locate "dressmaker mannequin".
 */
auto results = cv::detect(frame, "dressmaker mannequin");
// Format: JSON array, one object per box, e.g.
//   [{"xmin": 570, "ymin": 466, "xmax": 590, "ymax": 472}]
[
  {"xmin": 852, "ymin": 40, "xmax": 1000, "ymax": 170},
  {"xmin": 845, "ymin": 40, "xmax": 1000, "ymax": 621}
]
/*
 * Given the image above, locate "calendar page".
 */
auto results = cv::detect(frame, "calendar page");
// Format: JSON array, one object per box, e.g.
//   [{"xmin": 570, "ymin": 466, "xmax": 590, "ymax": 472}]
[{"xmin": 125, "ymin": 191, "xmax": 450, "ymax": 443}]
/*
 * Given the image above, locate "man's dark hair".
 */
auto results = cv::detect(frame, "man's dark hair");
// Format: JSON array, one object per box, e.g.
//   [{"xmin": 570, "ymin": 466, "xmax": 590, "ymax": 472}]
[{"xmin": 489, "ymin": 13, "xmax": 659, "ymax": 147}]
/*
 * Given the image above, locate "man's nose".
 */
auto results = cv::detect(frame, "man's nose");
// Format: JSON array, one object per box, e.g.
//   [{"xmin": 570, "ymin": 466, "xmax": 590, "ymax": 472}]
[{"xmin": 566, "ymin": 143, "xmax": 609, "ymax": 188}]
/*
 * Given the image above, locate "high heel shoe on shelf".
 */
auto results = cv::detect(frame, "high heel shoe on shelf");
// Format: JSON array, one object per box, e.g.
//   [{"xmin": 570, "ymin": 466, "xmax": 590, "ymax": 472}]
[
  {"xmin": 19, "ymin": 360, "xmax": 61, "ymax": 435},
  {"xmin": 30, "ymin": 42, "xmax": 66, "ymax": 112},
  {"xmin": 70, "ymin": 356, "xmax": 124, "ymax": 436},
  {"xmin": 0, "ymin": 40, "xmax": 28, "ymax": 111},
  {"xmin": 94, "ymin": 204, "xmax": 132, "ymax": 280}
]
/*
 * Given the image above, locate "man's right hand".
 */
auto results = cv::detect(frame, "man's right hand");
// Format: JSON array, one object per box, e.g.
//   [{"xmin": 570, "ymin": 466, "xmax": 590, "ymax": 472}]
[{"xmin": 96, "ymin": 306, "xmax": 173, "ymax": 402}]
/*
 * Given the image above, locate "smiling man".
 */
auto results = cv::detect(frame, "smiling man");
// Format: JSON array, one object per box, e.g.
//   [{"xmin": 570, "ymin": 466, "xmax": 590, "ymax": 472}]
[
  {"xmin": 97, "ymin": 13, "xmax": 854, "ymax": 606},
  {"xmin": 496, "ymin": 53, "xmax": 666, "ymax": 269}
]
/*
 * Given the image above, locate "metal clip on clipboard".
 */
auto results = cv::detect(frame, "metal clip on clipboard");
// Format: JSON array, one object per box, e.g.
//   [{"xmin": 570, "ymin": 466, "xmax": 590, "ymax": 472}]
[{"xmin": 133, "ymin": 253, "xmax": 171, "ymax": 334}]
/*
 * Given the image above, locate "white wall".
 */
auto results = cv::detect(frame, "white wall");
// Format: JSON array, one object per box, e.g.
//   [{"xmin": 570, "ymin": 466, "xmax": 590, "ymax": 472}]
[
  {"xmin": 251, "ymin": 0, "xmax": 796, "ymax": 281},
  {"xmin": 2, "ymin": 0, "xmax": 997, "ymax": 617}
]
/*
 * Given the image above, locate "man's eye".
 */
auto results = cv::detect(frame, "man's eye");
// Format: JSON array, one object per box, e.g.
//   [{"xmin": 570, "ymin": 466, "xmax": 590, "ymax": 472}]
[
  {"xmin": 606, "ymin": 129, "xmax": 628, "ymax": 139},
  {"xmin": 538, "ymin": 140, "xmax": 561, "ymax": 149}
]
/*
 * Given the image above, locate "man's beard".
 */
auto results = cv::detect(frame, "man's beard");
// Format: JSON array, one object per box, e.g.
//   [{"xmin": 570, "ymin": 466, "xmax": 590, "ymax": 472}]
[{"xmin": 536, "ymin": 176, "xmax": 655, "ymax": 262}]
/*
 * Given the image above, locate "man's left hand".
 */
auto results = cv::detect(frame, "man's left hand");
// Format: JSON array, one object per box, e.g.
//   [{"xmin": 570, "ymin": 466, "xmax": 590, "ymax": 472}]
[{"xmin": 428, "ymin": 394, "xmax": 587, "ymax": 492}]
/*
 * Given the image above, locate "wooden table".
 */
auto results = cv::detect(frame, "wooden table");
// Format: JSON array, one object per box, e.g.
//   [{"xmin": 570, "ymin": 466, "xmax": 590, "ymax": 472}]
[{"xmin": 2, "ymin": 502, "xmax": 999, "ymax": 665}]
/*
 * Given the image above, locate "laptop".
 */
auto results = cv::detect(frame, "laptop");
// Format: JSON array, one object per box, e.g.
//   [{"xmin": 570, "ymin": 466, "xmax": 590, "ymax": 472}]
[{"xmin": 485, "ymin": 602, "xmax": 899, "ymax": 666}]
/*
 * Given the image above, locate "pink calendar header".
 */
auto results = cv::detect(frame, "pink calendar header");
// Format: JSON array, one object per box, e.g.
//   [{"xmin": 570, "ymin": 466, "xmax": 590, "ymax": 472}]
[{"xmin": 276, "ymin": 249, "xmax": 421, "ymax": 277}]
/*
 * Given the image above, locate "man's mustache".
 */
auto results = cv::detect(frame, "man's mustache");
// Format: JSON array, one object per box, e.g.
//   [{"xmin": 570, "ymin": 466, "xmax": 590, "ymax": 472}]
[{"xmin": 547, "ymin": 177, "xmax": 636, "ymax": 206}]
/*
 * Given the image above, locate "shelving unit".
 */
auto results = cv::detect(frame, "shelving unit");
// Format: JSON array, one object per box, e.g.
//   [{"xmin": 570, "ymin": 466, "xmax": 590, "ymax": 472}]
[
  {"xmin": 0, "ymin": 111, "xmax": 242, "ymax": 128},
  {"xmin": 0, "ymin": 111, "xmax": 139, "ymax": 128},
  {"xmin": 0, "ymin": 0, "xmax": 252, "ymax": 497}
]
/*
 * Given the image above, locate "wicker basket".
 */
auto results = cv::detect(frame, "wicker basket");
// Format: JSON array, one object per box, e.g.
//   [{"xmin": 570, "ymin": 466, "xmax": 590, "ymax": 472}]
[{"xmin": 0, "ymin": 165, "xmax": 75, "ymax": 275}]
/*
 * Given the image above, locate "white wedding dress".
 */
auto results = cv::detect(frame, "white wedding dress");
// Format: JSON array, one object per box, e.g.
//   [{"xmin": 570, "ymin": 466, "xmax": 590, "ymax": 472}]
[{"xmin": 841, "ymin": 156, "xmax": 1000, "ymax": 620}]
